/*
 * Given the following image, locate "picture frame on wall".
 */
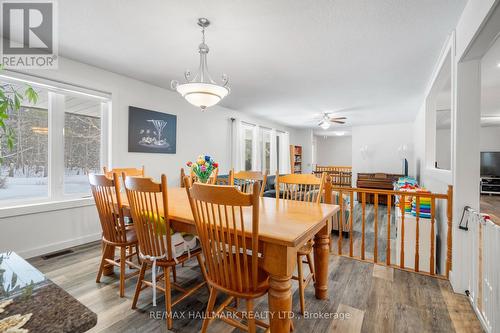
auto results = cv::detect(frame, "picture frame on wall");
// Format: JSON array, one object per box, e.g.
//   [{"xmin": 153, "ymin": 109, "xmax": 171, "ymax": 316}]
[{"xmin": 128, "ymin": 106, "xmax": 177, "ymax": 154}]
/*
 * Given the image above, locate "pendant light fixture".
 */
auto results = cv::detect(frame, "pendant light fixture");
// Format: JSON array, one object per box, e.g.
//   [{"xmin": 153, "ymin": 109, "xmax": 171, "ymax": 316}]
[{"xmin": 171, "ymin": 18, "xmax": 230, "ymax": 110}]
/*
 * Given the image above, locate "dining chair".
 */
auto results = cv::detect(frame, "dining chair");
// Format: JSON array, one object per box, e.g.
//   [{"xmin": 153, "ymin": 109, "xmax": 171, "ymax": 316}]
[
  {"xmin": 103, "ymin": 165, "xmax": 145, "ymax": 181},
  {"xmin": 229, "ymin": 169, "xmax": 267, "ymax": 196},
  {"xmin": 104, "ymin": 166, "xmax": 146, "ymax": 263},
  {"xmin": 185, "ymin": 180, "xmax": 270, "ymax": 333},
  {"xmin": 90, "ymin": 173, "xmax": 141, "ymax": 297},
  {"xmin": 275, "ymin": 172, "xmax": 327, "ymax": 314},
  {"xmin": 124, "ymin": 175, "xmax": 206, "ymax": 330}
]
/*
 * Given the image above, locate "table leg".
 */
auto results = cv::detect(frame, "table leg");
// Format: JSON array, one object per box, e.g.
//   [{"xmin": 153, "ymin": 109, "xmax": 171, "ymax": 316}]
[
  {"xmin": 102, "ymin": 243, "xmax": 116, "ymax": 276},
  {"xmin": 263, "ymin": 243, "xmax": 296, "ymax": 333},
  {"xmin": 314, "ymin": 224, "xmax": 330, "ymax": 299},
  {"xmin": 269, "ymin": 275, "xmax": 292, "ymax": 332}
]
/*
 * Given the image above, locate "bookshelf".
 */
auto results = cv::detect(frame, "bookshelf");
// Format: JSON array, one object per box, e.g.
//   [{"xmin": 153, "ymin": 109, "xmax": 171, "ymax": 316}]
[{"xmin": 290, "ymin": 145, "xmax": 302, "ymax": 174}]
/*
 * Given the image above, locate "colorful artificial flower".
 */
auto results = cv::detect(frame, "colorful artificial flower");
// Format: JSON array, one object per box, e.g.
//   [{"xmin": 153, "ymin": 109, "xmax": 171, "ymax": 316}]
[{"xmin": 186, "ymin": 154, "xmax": 218, "ymax": 183}]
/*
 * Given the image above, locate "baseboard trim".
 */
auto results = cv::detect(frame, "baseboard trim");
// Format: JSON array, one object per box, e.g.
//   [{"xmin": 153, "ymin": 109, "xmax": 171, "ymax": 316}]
[{"xmin": 19, "ymin": 233, "xmax": 101, "ymax": 259}]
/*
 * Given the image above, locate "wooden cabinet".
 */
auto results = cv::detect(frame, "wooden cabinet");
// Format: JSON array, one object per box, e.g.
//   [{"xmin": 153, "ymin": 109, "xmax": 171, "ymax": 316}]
[
  {"xmin": 290, "ymin": 145, "xmax": 302, "ymax": 174},
  {"xmin": 356, "ymin": 173, "xmax": 402, "ymax": 204}
]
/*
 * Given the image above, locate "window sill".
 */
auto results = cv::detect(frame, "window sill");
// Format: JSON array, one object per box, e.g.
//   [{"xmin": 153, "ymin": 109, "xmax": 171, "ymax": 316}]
[{"xmin": 0, "ymin": 197, "xmax": 95, "ymax": 219}]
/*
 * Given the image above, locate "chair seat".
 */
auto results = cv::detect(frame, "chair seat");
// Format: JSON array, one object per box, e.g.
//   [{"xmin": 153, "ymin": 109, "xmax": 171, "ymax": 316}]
[
  {"xmin": 102, "ymin": 228, "xmax": 138, "ymax": 246},
  {"xmin": 298, "ymin": 240, "xmax": 314, "ymax": 255},
  {"xmin": 147, "ymin": 247, "xmax": 203, "ymax": 267}
]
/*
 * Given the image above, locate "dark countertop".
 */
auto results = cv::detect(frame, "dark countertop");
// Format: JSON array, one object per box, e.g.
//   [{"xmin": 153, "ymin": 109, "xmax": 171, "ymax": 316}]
[{"xmin": 0, "ymin": 252, "xmax": 97, "ymax": 333}]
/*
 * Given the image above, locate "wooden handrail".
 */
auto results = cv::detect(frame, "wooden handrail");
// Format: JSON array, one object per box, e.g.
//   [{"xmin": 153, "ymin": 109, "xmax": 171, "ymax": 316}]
[
  {"xmin": 328, "ymin": 178, "xmax": 453, "ymax": 280},
  {"xmin": 331, "ymin": 186, "xmax": 449, "ymax": 199},
  {"xmin": 315, "ymin": 165, "xmax": 352, "ymax": 172}
]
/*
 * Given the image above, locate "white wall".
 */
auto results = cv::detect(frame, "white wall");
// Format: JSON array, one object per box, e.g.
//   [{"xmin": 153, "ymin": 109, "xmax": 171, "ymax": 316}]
[
  {"xmin": 315, "ymin": 136, "xmax": 352, "ymax": 166},
  {"xmin": 413, "ymin": 103, "xmax": 453, "ymax": 276},
  {"xmin": 351, "ymin": 122, "xmax": 414, "ymax": 184},
  {"xmin": 436, "ymin": 128, "xmax": 452, "ymax": 170},
  {"xmin": 22, "ymin": 58, "xmax": 294, "ymax": 185},
  {"xmin": 480, "ymin": 126, "xmax": 500, "ymax": 151},
  {"xmin": 413, "ymin": 0, "xmax": 499, "ymax": 293},
  {"xmin": 0, "ymin": 57, "xmax": 298, "ymax": 258}
]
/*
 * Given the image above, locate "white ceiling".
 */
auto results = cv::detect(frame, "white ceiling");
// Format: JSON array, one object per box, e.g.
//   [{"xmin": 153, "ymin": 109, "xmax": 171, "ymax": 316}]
[{"xmin": 57, "ymin": 0, "xmax": 466, "ymax": 130}]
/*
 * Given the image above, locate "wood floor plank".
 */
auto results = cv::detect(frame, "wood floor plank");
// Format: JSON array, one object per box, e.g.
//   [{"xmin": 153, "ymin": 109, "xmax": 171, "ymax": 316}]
[
  {"xmin": 330, "ymin": 304, "xmax": 364, "ymax": 333},
  {"xmin": 439, "ymin": 280, "xmax": 483, "ymax": 333},
  {"xmin": 372, "ymin": 264, "xmax": 394, "ymax": 282},
  {"xmin": 26, "ymin": 238, "xmax": 481, "ymax": 332}
]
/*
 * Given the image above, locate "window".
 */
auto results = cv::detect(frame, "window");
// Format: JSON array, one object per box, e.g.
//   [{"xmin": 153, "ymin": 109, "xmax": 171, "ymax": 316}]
[
  {"xmin": 236, "ymin": 121, "xmax": 289, "ymax": 174},
  {"xmin": 0, "ymin": 85, "xmax": 49, "ymax": 202},
  {"xmin": 276, "ymin": 131, "xmax": 289, "ymax": 173},
  {"xmin": 261, "ymin": 129, "xmax": 271, "ymax": 174},
  {"xmin": 243, "ymin": 124, "xmax": 254, "ymax": 171},
  {"xmin": 0, "ymin": 75, "xmax": 109, "ymax": 207},
  {"xmin": 276, "ymin": 134, "xmax": 280, "ymax": 172},
  {"xmin": 64, "ymin": 96, "xmax": 103, "ymax": 194}
]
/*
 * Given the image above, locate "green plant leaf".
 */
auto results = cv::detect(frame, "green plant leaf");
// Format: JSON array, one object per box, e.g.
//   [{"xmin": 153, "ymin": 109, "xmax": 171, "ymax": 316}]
[
  {"xmin": 24, "ymin": 86, "xmax": 38, "ymax": 104},
  {"xmin": 14, "ymin": 94, "xmax": 20, "ymax": 110},
  {"xmin": 25, "ymin": 87, "xmax": 38, "ymax": 104}
]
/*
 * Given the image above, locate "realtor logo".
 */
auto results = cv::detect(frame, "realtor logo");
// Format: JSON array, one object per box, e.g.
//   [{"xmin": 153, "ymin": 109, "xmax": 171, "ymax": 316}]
[{"xmin": 1, "ymin": 0, "xmax": 58, "ymax": 68}]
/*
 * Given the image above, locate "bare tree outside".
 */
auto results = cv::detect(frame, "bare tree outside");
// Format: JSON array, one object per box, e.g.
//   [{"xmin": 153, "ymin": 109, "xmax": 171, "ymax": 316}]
[{"xmin": 0, "ymin": 92, "xmax": 102, "ymax": 201}]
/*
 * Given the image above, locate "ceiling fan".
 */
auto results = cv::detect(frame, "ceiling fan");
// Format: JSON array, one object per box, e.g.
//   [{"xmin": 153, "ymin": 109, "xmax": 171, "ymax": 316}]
[{"xmin": 318, "ymin": 113, "xmax": 347, "ymax": 130}]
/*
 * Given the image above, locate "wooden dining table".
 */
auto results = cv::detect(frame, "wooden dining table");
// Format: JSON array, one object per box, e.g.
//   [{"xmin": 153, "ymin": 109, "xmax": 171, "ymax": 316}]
[{"xmin": 103, "ymin": 186, "xmax": 339, "ymax": 333}]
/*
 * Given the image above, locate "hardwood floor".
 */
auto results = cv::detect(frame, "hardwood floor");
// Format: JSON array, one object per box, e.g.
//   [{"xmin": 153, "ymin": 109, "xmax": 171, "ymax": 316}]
[
  {"xmin": 28, "ymin": 240, "xmax": 482, "ymax": 333},
  {"xmin": 480, "ymin": 194, "xmax": 500, "ymax": 226},
  {"xmin": 334, "ymin": 203, "xmax": 396, "ymax": 263}
]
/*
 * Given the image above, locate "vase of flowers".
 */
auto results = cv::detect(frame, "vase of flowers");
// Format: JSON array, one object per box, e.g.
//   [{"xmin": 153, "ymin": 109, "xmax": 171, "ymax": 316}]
[{"xmin": 186, "ymin": 155, "xmax": 218, "ymax": 184}]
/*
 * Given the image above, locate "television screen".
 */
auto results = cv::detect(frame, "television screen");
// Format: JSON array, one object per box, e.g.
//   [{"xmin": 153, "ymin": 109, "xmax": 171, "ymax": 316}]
[
  {"xmin": 402, "ymin": 158, "xmax": 408, "ymax": 177},
  {"xmin": 481, "ymin": 152, "xmax": 500, "ymax": 177}
]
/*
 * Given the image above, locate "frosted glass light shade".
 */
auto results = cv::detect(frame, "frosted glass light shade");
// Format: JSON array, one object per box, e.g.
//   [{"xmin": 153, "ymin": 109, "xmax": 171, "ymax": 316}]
[
  {"xmin": 319, "ymin": 121, "xmax": 330, "ymax": 130},
  {"xmin": 176, "ymin": 82, "xmax": 229, "ymax": 109}
]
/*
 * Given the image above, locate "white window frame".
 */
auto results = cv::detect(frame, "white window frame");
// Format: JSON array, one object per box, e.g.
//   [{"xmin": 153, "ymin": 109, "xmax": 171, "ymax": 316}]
[
  {"xmin": 260, "ymin": 127, "xmax": 272, "ymax": 174},
  {"xmin": 424, "ymin": 33, "xmax": 454, "ymax": 184},
  {"xmin": 237, "ymin": 121, "xmax": 289, "ymax": 174},
  {"xmin": 276, "ymin": 130, "xmax": 290, "ymax": 174},
  {"xmin": 241, "ymin": 122, "xmax": 258, "ymax": 171},
  {"xmin": 0, "ymin": 72, "xmax": 111, "ymax": 212}
]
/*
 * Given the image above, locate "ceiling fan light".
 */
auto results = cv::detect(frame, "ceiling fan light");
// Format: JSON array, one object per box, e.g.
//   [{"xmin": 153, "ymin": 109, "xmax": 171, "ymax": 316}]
[{"xmin": 319, "ymin": 121, "xmax": 331, "ymax": 130}]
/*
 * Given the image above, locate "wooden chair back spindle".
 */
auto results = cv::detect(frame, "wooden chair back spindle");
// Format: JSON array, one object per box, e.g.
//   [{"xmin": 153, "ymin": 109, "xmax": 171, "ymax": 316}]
[
  {"xmin": 124, "ymin": 175, "xmax": 173, "ymax": 260},
  {"xmin": 103, "ymin": 166, "xmax": 145, "ymax": 180},
  {"xmin": 185, "ymin": 180, "xmax": 261, "ymax": 295},
  {"xmin": 229, "ymin": 169, "xmax": 267, "ymax": 196},
  {"xmin": 276, "ymin": 172, "xmax": 327, "ymax": 203},
  {"xmin": 89, "ymin": 173, "xmax": 128, "ymax": 244}
]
